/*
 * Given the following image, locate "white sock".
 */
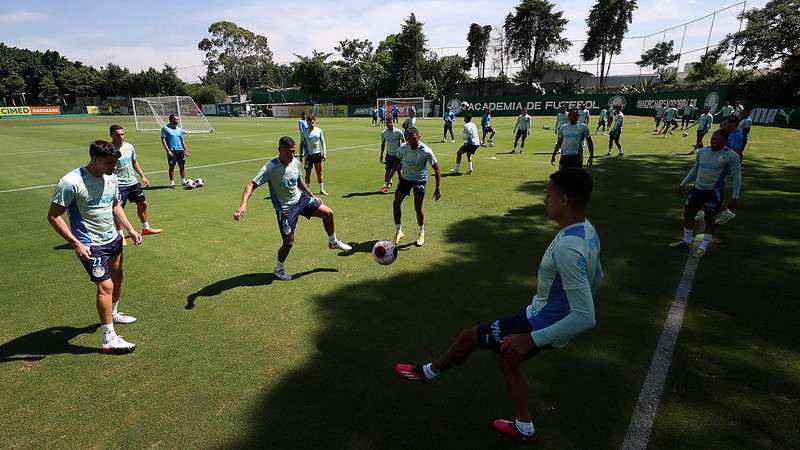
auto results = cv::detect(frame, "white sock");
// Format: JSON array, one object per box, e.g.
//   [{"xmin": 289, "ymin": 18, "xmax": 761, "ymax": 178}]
[
  {"xmin": 418, "ymin": 224, "xmax": 424, "ymax": 233},
  {"xmin": 422, "ymin": 363, "xmax": 438, "ymax": 379},
  {"xmin": 112, "ymin": 301, "xmax": 119, "ymax": 314},
  {"xmin": 169, "ymin": 180, "xmax": 175, "ymax": 186},
  {"xmin": 619, "ymin": 148, "xmax": 624, "ymax": 153},
  {"xmin": 142, "ymin": 221, "xmax": 150, "ymax": 229},
  {"xmin": 468, "ymin": 161, "xmax": 473, "ymax": 171},
  {"xmin": 328, "ymin": 233, "xmax": 337, "ymax": 244},
  {"xmin": 453, "ymin": 164, "xmax": 460, "ymax": 172},
  {"xmin": 683, "ymin": 228, "xmax": 693, "ymax": 243},
  {"xmin": 276, "ymin": 260, "xmax": 285, "ymax": 271},
  {"xmin": 395, "ymin": 224, "xmax": 402, "ymax": 232},
  {"xmin": 515, "ymin": 419, "xmax": 535, "ymax": 436},
  {"xmin": 699, "ymin": 234, "xmax": 713, "ymax": 250},
  {"xmin": 101, "ymin": 323, "xmax": 115, "ymax": 336},
  {"xmin": 320, "ymin": 182, "xmax": 325, "ymax": 190}
]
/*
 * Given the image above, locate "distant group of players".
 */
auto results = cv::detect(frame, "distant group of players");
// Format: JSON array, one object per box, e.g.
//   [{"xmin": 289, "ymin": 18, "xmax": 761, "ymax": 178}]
[{"xmin": 45, "ymin": 96, "xmax": 753, "ymax": 445}]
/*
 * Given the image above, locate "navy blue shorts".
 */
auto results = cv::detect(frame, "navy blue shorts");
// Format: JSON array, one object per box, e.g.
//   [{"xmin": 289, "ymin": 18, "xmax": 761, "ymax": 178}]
[
  {"xmin": 476, "ymin": 311, "xmax": 552, "ymax": 360},
  {"xmin": 460, "ymin": 143, "xmax": 479, "ymax": 155},
  {"xmin": 560, "ymin": 154, "xmax": 582, "ymax": 169},
  {"xmin": 80, "ymin": 235, "xmax": 123, "ymax": 282},
  {"xmin": 609, "ymin": 129, "xmax": 622, "ymax": 140},
  {"xmin": 277, "ymin": 193, "xmax": 321, "ymax": 238},
  {"xmin": 167, "ymin": 150, "xmax": 186, "ymax": 165},
  {"xmin": 483, "ymin": 126, "xmax": 494, "ymax": 133},
  {"xmin": 304, "ymin": 153, "xmax": 323, "ymax": 170},
  {"xmin": 385, "ymin": 154, "xmax": 397, "ymax": 169},
  {"xmin": 515, "ymin": 129, "xmax": 528, "ymax": 140},
  {"xmin": 396, "ymin": 177, "xmax": 426, "ymax": 196},
  {"xmin": 119, "ymin": 183, "xmax": 145, "ymax": 206},
  {"xmin": 685, "ymin": 187, "xmax": 721, "ymax": 216}
]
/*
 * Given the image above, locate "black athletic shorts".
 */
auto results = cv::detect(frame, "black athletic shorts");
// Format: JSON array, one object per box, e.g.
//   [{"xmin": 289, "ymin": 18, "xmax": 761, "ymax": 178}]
[
  {"xmin": 384, "ymin": 154, "xmax": 397, "ymax": 169},
  {"xmin": 685, "ymin": 187, "xmax": 721, "ymax": 216},
  {"xmin": 80, "ymin": 234, "xmax": 123, "ymax": 282},
  {"xmin": 483, "ymin": 126, "xmax": 495, "ymax": 133},
  {"xmin": 461, "ymin": 143, "xmax": 479, "ymax": 155},
  {"xmin": 559, "ymin": 154, "xmax": 582, "ymax": 169},
  {"xmin": 277, "ymin": 192, "xmax": 321, "ymax": 238},
  {"xmin": 396, "ymin": 177, "xmax": 426, "ymax": 196},
  {"xmin": 476, "ymin": 311, "xmax": 553, "ymax": 360},
  {"xmin": 609, "ymin": 129, "xmax": 622, "ymax": 140},
  {"xmin": 515, "ymin": 129, "xmax": 528, "ymax": 139},
  {"xmin": 304, "ymin": 153, "xmax": 324, "ymax": 170},
  {"xmin": 443, "ymin": 122, "xmax": 453, "ymax": 129},
  {"xmin": 119, "ymin": 183, "xmax": 145, "ymax": 207},
  {"xmin": 167, "ymin": 150, "xmax": 185, "ymax": 165}
]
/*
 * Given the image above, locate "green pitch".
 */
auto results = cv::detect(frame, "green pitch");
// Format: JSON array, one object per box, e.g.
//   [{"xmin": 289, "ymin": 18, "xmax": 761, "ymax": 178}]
[{"xmin": 0, "ymin": 115, "xmax": 798, "ymax": 449}]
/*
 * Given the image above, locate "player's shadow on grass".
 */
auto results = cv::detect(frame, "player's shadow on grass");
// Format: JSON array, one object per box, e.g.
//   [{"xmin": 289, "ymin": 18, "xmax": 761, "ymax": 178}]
[
  {"xmin": 53, "ymin": 243, "xmax": 72, "ymax": 250},
  {"xmin": 342, "ymin": 191, "xmax": 385, "ymax": 198},
  {"xmin": 186, "ymin": 268, "xmax": 338, "ymax": 309},
  {"xmin": 0, "ymin": 324, "xmax": 99, "ymax": 363}
]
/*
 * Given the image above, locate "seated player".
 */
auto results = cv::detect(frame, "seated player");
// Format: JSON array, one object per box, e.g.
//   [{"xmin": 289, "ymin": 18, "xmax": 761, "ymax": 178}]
[
  {"xmin": 380, "ymin": 117, "xmax": 405, "ymax": 193},
  {"xmin": 392, "ymin": 127, "xmax": 442, "ymax": 246},
  {"xmin": 670, "ymin": 129, "xmax": 741, "ymax": 257},
  {"xmin": 551, "ymin": 108, "xmax": 593, "ymax": 169},
  {"xmin": 480, "ymin": 107, "xmax": 495, "ymax": 147},
  {"xmin": 234, "ymin": 137, "xmax": 352, "ymax": 281},
  {"xmin": 450, "ymin": 114, "xmax": 481, "ymax": 174},
  {"xmin": 394, "ymin": 168, "xmax": 602, "ymax": 445}
]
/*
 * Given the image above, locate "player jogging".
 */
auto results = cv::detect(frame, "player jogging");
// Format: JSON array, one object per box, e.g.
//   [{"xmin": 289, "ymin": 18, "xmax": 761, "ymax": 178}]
[
  {"xmin": 551, "ymin": 108, "xmax": 594, "ymax": 169},
  {"xmin": 595, "ymin": 107, "xmax": 607, "ymax": 135},
  {"xmin": 480, "ymin": 107, "xmax": 496, "ymax": 147},
  {"xmin": 606, "ymin": 104, "xmax": 624, "ymax": 156},
  {"xmin": 234, "ymin": 136, "xmax": 352, "ymax": 281},
  {"xmin": 442, "ymin": 107, "xmax": 455, "ymax": 143},
  {"xmin": 402, "ymin": 109, "xmax": 417, "ymax": 139},
  {"xmin": 160, "ymin": 114, "xmax": 191, "ymax": 189},
  {"xmin": 394, "ymin": 168, "xmax": 602, "ymax": 445},
  {"xmin": 392, "ymin": 127, "xmax": 442, "ymax": 247},
  {"xmin": 47, "ymin": 140, "xmax": 143, "ymax": 354},
  {"xmin": 380, "ymin": 118, "xmax": 406, "ymax": 193},
  {"xmin": 110, "ymin": 125, "xmax": 162, "ymax": 245},
  {"xmin": 300, "ymin": 115, "xmax": 328, "ymax": 195},
  {"xmin": 450, "ymin": 114, "xmax": 481, "ymax": 174},
  {"xmin": 670, "ymin": 129, "xmax": 741, "ymax": 257},
  {"xmin": 511, "ymin": 107, "xmax": 532, "ymax": 154}
]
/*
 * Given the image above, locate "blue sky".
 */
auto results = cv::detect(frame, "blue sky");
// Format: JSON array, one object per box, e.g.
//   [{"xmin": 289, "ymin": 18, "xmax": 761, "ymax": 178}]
[{"xmin": 0, "ymin": 0, "xmax": 761, "ymax": 81}]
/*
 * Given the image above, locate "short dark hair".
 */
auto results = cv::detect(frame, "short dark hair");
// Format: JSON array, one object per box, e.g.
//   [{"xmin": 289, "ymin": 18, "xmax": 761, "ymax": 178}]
[
  {"xmin": 109, "ymin": 124, "xmax": 123, "ymax": 135},
  {"xmin": 724, "ymin": 115, "xmax": 740, "ymax": 127},
  {"xmin": 169, "ymin": 114, "xmax": 177, "ymax": 121},
  {"xmin": 308, "ymin": 115, "xmax": 316, "ymax": 121},
  {"xmin": 464, "ymin": 114, "xmax": 472, "ymax": 121},
  {"xmin": 89, "ymin": 140, "xmax": 121, "ymax": 159},
  {"xmin": 300, "ymin": 112, "xmax": 307, "ymax": 119},
  {"xmin": 407, "ymin": 127, "xmax": 420, "ymax": 137},
  {"xmin": 712, "ymin": 128, "xmax": 730, "ymax": 139},
  {"xmin": 549, "ymin": 168, "xmax": 593, "ymax": 209},
  {"xmin": 279, "ymin": 136, "xmax": 296, "ymax": 147}
]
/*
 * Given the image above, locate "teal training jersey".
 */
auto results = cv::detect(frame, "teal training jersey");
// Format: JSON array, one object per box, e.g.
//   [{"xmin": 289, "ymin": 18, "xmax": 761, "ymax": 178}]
[
  {"xmin": 302, "ymin": 127, "xmax": 326, "ymax": 157},
  {"xmin": 463, "ymin": 122, "xmax": 480, "ymax": 145},
  {"xmin": 52, "ymin": 167, "xmax": 120, "ymax": 246},
  {"xmin": 554, "ymin": 112, "xmax": 568, "ymax": 130},
  {"xmin": 612, "ymin": 112, "xmax": 624, "ymax": 131},
  {"xmin": 682, "ymin": 104, "xmax": 694, "ymax": 116},
  {"xmin": 578, "ymin": 108, "xmax": 590, "ymax": 124},
  {"xmin": 598, "ymin": 109, "xmax": 607, "ymax": 120},
  {"xmin": 113, "ymin": 142, "xmax": 138, "ymax": 187},
  {"xmin": 381, "ymin": 128, "xmax": 405, "ymax": 156},
  {"xmin": 696, "ymin": 113, "xmax": 713, "ymax": 132},
  {"xmin": 664, "ymin": 107, "xmax": 678, "ymax": 121},
  {"xmin": 656, "ymin": 105, "xmax": 666, "ymax": 118},
  {"xmin": 397, "ymin": 142, "xmax": 437, "ymax": 182},
  {"xmin": 681, "ymin": 147, "xmax": 742, "ymax": 198},
  {"xmin": 161, "ymin": 125, "xmax": 184, "ymax": 150},
  {"xmin": 734, "ymin": 105, "xmax": 744, "ymax": 117},
  {"xmin": 558, "ymin": 122, "xmax": 591, "ymax": 156},
  {"xmin": 738, "ymin": 117, "xmax": 752, "ymax": 132},
  {"xmin": 721, "ymin": 105, "xmax": 734, "ymax": 117},
  {"xmin": 527, "ymin": 220, "xmax": 602, "ymax": 348},
  {"xmin": 515, "ymin": 114, "xmax": 531, "ymax": 132},
  {"xmin": 402, "ymin": 116, "xmax": 417, "ymax": 131},
  {"xmin": 252, "ymin": 157, "xmax": 303, "ymax": 213}
]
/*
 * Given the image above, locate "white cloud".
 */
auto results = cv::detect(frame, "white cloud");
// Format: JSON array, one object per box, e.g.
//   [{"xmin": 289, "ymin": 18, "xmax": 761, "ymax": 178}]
[{"xmin": 0, "ymin": 11, "xmax": 45, "ymax": 24}]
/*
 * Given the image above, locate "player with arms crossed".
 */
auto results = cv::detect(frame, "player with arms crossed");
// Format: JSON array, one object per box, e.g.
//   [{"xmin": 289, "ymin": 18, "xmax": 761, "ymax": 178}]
[
  {"xmin": 551, "ymin": 108, "xmax": 594, "ymax": 169},
  {"xmin": 394, "ymin": 168, "xmax": 602, "ymax": 444},
  {"xmin": 480, "ymin": 106, "xmax": 496, "ymax": 147},
  {"xmin": 234, "ymin": 137, "xmax": 351, "ymax": 281},
  {"xmin": 450, "ymin": 114, "xmax": 481, "ymax": 175},
  {"xmin": 110, "ymin": 125, "xmax": 162, "ymax": 244},
  {"xmin": 511, "ymin": 107, "xmax": 532, "ymax": 154},
  {"xmin": 380, "ymin": 118, "xmax": 405, "ymax": 193},
  {"xmin": 47, "ymin": 141, "xmax": 143, "ymax": 354},
  {"xmin": 160, "ymin": 114, "xmax": 191, "ymax": 189},
  {"xmin": 392, "ymin": 128, "xmax": 442, "ymax": 246},
  {"xmin": 670, "ymin": 129, "xmax": 741, "ymax": 257},
  {"xmin": 441, "ymin": 106, "xmax": 455, "ymax": 143},
  {"xmin": 605, "ymin": 104, "xmax": 624, "ymax": 156},
  {"xmin": 300, "ymin": 115, "xmax": 328, "ymax": 195}
]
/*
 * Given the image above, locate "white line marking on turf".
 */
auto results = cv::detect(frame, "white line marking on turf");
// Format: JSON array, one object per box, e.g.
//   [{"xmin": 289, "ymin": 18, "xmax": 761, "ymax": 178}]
[
  {"xmin": 0, "ymin": 143, "xmax": 375, "ymax": 194},
  {"xmin": 620, "ymin": 254, "xmax": 700, "ymax": 450}
]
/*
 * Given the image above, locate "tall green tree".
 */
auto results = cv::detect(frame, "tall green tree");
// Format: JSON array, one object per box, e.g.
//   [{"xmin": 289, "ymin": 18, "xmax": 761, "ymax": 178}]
[
  {"xmin": 394, "ymin": 13, "xmax": 428, "ymax": 93},
  {"xmin": 466, "ymin": 23, "xmax": 493, "ymax": 94},
  {"xmin": 721, "ymin": 0, "xmax": 800, "ymax": 70},
  {"xmin": 421, "ymin": 53, "xmax": 469, "ymax": 100},
  {"xmin": 335, "ymin": 39, "xmax": 374, "ymax": 64},
  {"xmin": 291, "ymin": 51, "xmax": 333, "ymax": 100},
  {"xmin": 37, "ymin": 74, "xmax": 59, "ymax": 103},
  {"xmin": 637, "ymin": 40, "xmax": 680, "ymax": 82},
  {"xmin": 504, "ymin": 0, "xmax": 571, "ymax": 90},
  {"xmin": 198, "ymin": 21, "xmax": 274, "ymax": 97},
  {"xmin": 0, "ymin": 68, "xmax": 27, "ymax": 105},
  {"xmin": 581, "ymin": 0, "xmax": 637, "ymax": 90}
]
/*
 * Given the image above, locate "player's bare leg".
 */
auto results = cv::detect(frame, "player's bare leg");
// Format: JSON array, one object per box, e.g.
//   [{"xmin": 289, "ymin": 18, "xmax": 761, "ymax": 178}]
[{"xmin": 314, "ymin": 204, "xmax": 351, "ymax": 251}]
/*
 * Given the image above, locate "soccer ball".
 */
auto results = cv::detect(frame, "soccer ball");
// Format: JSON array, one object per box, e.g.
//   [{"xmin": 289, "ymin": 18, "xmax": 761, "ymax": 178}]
[
  {"xmin": 543, "ymin": 124, "xmax": 550, "ymax": 130},
  {"xmin": 460, "ymin": 101, "xmax": 470, "ymax": 110},
  {"xmin": 194, "ymin": 178, "xmax": 204, "ymax": 187},
  {"xmin": 372, "ymin": 240, "xmax": 398, "ymax": 265},
  {"xmin": 184, "ymin": 179, "xmax": 197, "ymax": 189},
  {"xmin": 683, "ymin": 131, "xmax": 689, "ymax": 137}
]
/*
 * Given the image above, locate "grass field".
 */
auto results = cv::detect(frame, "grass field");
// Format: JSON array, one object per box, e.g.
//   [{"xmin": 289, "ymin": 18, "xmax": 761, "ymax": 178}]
[{"xmin": 1, "ymin": 114, "xmax": 798, "ymax": 449}]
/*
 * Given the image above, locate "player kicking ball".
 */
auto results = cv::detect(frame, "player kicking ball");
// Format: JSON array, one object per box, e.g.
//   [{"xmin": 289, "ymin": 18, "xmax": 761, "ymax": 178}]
[
  {"xmin": 110, "ymin": 125, "xmax": 162, "ymax": 245},
  {"xmin": 670, "ymin": 129, "xmax": 741, "ymax": 257},
  {"xmin": 480, "ymin": 107, "xmax": 496, "ymax": 147},
  {"xmin": 234, "ymin": 137, "xmax": 351, "ymax": 281},
  {"xmin": 394, "ymin": 168, "xmax": 602, "ymax": 444},
  {"xmin": 450, "ymin": 114, "xmax": 481, "ymax": 174},
  {"xmin": 392, "ymin": 127, "xmax": 442, "ymax": 246},
  {"xmin": 47, "ymin": 141, "xmax": 143, "ymax": 354},
  {"xmin": 379, "ymin": 117, "xmax": 405, "ymax": 193}
]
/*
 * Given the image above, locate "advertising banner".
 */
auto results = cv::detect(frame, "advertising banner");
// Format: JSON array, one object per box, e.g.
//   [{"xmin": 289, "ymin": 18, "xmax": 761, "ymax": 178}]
[
  {"xmin": 31, "ymin": 106, "xmax": 62, "ymax": 115},
  {"xmin": 86, "ymin": 105, "xmax": 99, "ymax": 114},
  {"xmin": 202, "ymin": 104, "xmax": 217, "ymax": 115},
  {"xmin": 0, "ymin": 106, "xmax": 32, "ymax": 116},
  {"xmin": 216, "ymin": 104, "xmax": 229, "ymax": 115},
  {"xmin": 749, "ymin": 107, "xmax": 800, "ymax": 128},
  {"xmin": 272, "ymin": 105, "xmax": 289, "ymax": 118}
]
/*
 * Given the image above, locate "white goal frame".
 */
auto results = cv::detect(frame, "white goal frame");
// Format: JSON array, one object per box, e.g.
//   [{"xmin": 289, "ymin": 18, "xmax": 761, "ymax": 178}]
[
  {"xmin": 131, "ymin": 96, "xmax": 215, "ymax": 133},
  {"xmin": 377, "ymin": 97, "xmax": 432, "ymax": 119}
]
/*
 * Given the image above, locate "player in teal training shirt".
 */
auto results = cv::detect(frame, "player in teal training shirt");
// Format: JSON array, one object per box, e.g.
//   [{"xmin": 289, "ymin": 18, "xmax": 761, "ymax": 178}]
[
  {"xmin": 160, "ymin": 114, "xmax": 191, "ymax": 188},
  {"xmin": 552, "ymin": 108, "xmax": 594, "ymax": 168},
  {"xmin": 394, "ymin": 168, "xmax": 601, "ymax": 444}
]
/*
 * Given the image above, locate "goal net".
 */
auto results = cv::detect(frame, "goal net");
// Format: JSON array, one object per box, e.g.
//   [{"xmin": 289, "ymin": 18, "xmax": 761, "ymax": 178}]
[
  {"xmin": 311, "ymin": 103, "xmax": 347, "ymax": 118},
  {"xmin": 132, "ymin": 96, "xmax": 214, "ymax": 133},
  {"xmin": 377, "ymin": 97, "xmax": 432, "ymax": 119}
]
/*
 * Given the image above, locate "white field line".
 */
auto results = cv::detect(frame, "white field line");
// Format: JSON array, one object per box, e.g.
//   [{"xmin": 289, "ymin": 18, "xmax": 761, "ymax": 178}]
[
  {"xmin": 620, "ymin": 254, "xmax": 700, "ymax": 450},
  {"xmin": 0, "ymin": 143, "xmax": 375, "ymax": 194}
]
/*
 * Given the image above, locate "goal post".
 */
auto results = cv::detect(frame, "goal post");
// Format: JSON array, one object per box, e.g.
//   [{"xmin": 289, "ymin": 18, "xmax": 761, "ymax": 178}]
[
  {"xmin": 377, "ymin": 97, "xmax": 432, "ymax": 119},
  {"xmin": 131, "ymin": 96, "xmax": 214, "ymax": 133}
]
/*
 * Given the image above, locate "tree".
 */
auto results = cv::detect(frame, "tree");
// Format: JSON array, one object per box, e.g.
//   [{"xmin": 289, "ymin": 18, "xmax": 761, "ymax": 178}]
[
  {"xmin": 0, "ymin": 68, "xmax": 26, "ymax": 105},
  {"xmin": 291, "ymin": 51, "xmax": 333, "ymax": 100},
  {"xmin": 466, "ymin": 23, "xmax": 492, "ymax": 93},
  {"xmin": 684, "ymin": 47, "xmax": 727, "ymax": 83},
  {"xmin": 637, "ymin": 40, "xmax": 680, "ymax": 82},
  {"xmin": 395, "ymin": 14, "xmax": 428, "ymax": 87},
  {"xmin": 37, "ymin": 74, "xmax": 59, "ymax": 103},
  {"xmin": 420, "ymin": 53, "xmax": 469, "ymax": 99},
  {"xmin": 198, "ymin": 21, "xmax": 274, "ymax": 97},
  {"xmin": 504, "ymin": 0, "xmax": 571, "ymax": 90},
  {"xmin": 581, "ymin": 0, "xmax": 637, "ymax": 90},
  {"xmin": 335, "ymin": 39, "xmax": 374, "ymax": 64},
  {"xmin": 722, "ymin": 0, "xmax": 800, "ymax": 70}
]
